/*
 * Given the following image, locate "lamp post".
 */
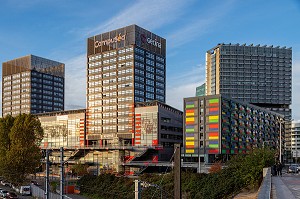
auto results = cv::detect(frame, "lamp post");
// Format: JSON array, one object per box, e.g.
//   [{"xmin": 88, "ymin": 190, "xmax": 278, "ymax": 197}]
[{"xmin": 279, "ymin": 119, "xmax": 284, "ymax": 164}]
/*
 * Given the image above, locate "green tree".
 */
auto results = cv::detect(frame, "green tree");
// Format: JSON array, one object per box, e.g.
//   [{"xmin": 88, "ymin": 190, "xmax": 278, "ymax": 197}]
[
  {"xmin": 2, "ymin": 114, "xmax": 43, "ymax": 184},
  {"xmin": 72, "ymin": 163, "xmax": 89, "ymax": 176},
  {"xmin": 0, "ymin": 115, "xmax": 15, "ymax": 176}
]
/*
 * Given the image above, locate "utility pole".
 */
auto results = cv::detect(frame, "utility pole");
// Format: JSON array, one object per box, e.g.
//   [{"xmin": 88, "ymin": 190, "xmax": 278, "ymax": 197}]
[
  {"xmin": 60, "ymin": 147, "xmax": 64, "ymax": 199},
  {"xmin": 134, "ymin": 180, "xmax": 141, "ymax": 199},
  {"xmin": 174, "ymin": 143, "xmax": 181, "ymax": 199},
  {"xmin": 45, "ymin": 149, "xmax": 50, "ymax": 199}
]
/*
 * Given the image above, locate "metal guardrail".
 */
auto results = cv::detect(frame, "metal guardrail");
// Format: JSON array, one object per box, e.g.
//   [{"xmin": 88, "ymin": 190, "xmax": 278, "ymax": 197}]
[
  {"xmin": 257, "ymin": 167, "xmax": 271, "ymax": 199},
  {"xmin": 41, "ymin": 145, "xmax": 163, "ymax": 151},
  {"xmin": 123, "ymin": 161, "xmax": 173, "ymax": 167}
]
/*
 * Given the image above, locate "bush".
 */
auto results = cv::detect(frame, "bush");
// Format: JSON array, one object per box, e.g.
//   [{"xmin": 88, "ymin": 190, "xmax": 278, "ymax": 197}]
[{"xmin": 78, "ymin": 148, "xmax": 275, "ymax": 199}]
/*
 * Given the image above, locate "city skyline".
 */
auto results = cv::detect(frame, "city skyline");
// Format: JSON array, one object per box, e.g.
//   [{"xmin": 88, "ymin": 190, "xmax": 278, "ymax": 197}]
[{"xmin": 0, "ymin": 0, "xmax": 300, "ymax": 120}]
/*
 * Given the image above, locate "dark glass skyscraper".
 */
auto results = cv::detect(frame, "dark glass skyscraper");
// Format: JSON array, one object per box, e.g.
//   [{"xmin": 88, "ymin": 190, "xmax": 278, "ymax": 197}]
[
  {"xmin": 86, "ymin": 25, "xmax": 166, "ymax": 146},
  {"xmin": 2, "ymin": 55, "xmax": 64, "ymax": 116}
]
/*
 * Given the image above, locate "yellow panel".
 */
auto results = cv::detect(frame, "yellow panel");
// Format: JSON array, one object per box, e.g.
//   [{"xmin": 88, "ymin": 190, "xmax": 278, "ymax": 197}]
[
  {"xmin": 186, "ymin": 113, "xmax": 195, "ymax": 116},
  {"xmin": 186, "ymin": 118, "xmax": 195, "ymax": 122},
  {"xmin": 186, "ymin": 142, "xmax": 194, "ymax": 145},
  {"xmin": 186, "ymin": 149, "xmax": 194, "ymax": 153},
  {"xmin": 209, "ymin": 115, "xmax": 219, "ymax": 120},
  {"xmin": 186, "ymin": 137, "xmax": 195, "ymax": 140}
]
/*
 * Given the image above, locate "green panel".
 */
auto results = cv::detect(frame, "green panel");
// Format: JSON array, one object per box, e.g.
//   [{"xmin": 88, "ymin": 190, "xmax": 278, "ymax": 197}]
[
  {"xmin": 209, "ymin": 119, "xmax": 219, "ymax": 123},
  {"xmin": 209, "ymin": 144, "xmax": 219, "ymax": 148},
  {"xmin": 186, "ymin": 129, "xmax": 195, "ymax": 132},
  {"xmin": 186, "ymin": 104, "xmax": 195, "ymax": 108},
  {"xmin": 209, "ymin": 99, "xmax": 219, "ymax": 103}
]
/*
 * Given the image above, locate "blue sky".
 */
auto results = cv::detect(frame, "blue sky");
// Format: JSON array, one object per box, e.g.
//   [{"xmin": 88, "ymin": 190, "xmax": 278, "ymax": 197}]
[{"xmin": 0, "ymin": 0, "xmax": 300, "ymax": 120}]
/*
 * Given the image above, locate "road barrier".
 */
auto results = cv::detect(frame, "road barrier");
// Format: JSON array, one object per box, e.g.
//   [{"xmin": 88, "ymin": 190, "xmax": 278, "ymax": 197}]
[{"xmin": 257, "ymin": 167, "xmax": 271, "ymax": 199}]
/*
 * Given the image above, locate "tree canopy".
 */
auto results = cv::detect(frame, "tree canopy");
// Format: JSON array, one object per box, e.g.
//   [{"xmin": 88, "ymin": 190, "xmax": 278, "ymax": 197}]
[{"xmin": 0, "ymin": 114, "xmax": 43, "ymax": 184}]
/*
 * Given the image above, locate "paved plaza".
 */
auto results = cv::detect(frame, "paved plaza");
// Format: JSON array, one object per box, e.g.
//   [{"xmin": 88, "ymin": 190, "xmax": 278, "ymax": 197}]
[{"xmin": 272, "ymin": 172, "xmax": 300, "ymax": 199}]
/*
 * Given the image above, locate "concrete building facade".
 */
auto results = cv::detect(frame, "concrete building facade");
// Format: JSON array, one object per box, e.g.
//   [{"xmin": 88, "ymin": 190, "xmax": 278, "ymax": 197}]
[
  {"xmin": 291, "ymin": 121, "xmax": 300, "ymax": 162},
  {"xmin": 2, "ymin": 55, "xmax": 64, "ymax": 116},
  {"xmin": 183, "ymin": 95, "xmax": 284, "ymax": 165},
  {"xmin": 37, "ymin": 101, "xmax": 182, "ymax": 175},
  {"xmin": 86, "ymin": 25, "xmax": 166, "ymax": 148},
  {"xmin": 205, "ymin": 43, "xmax": 292, "ymax": 150}
]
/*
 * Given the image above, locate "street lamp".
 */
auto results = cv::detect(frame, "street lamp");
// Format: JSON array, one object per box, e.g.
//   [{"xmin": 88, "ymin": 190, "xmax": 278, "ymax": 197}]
[{"xmin": 279, "ymin": 118, "xmax": 284, "ymax": 164}]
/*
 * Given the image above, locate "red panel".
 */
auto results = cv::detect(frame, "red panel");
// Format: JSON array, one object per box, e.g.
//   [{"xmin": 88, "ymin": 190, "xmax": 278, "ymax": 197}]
[
  {"xmin": 209, "ymin": 132, "xmax": 219, "ymax": 136},
  {"xmin": 209, "ymin": 124, "xmax": 219, "ymax": 128},
  {"xmin": 152, "ymin": 155, "xmax": 158, "ymax": 163},
  {"xmin": 209, "ymin": 102, "xmax": 219, "ymax": 106},
  {"xmin": 186, "ymin": 109, "xmax": 194, "ymax": 113},
  {"xmin": 152, "ymin": 139, "xmax": 158, "ymax": 146},
  {"xmin": 209, "ymin": 107, "xmax": 219, "ymax": 111},
  {"xmin": 186, "ymin": 121, "xmax": 194, "ymax": 125},
  {"xmin": 186, "ymin": 145, "xmax": 194, "ymax": 148},
  {"xmin": 208, "ymin": 149, "xmax": 219, "ymax": 154},
  {"xmin": 44, "ymin": 142, "xmax": 48, "ymax": 147}
]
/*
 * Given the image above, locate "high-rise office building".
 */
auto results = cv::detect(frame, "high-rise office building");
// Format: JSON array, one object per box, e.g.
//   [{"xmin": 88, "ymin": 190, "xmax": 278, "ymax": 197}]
[
  {"xmin": 86, "ymin": 25, "xmax": 166, "ymax": 147},
  {"xmin": 2, "ymin": 55, "xmax": 65, "ymax": 116},
  {"xmin": 205, "ymin": 43, "xmax": 292, "ymax": 149},
  {"xmin": 196, "ymin": 83, "xmax": 205, "ymax": 97}
]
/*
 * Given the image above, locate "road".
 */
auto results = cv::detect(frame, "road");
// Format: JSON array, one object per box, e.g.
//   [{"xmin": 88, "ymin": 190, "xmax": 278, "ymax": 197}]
[{"xmin": 272, "ymin": 171, "xmax": 300, "ymax": 199}]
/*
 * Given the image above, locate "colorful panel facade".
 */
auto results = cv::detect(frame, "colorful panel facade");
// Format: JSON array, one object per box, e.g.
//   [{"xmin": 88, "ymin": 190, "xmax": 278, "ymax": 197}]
[
  {"xmin": 184, "ymin": 100, "xmax": 198, "ymax": 154},
  {"xmin": 221, "ymin": 98, "xmax": 283, "ymax": 155},
  {"xmin": 183, "ymin": 95, "xmax": 284, "ymax": 163},
  {"xmin": 206, "ymin": 98, "xmax": 220, "ymax": 154}
]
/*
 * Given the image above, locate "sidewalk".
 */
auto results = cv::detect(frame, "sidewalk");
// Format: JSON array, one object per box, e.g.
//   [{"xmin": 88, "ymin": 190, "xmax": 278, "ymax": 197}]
[{"xmin": 271, "ymin": 176, "xmax": 296, "ymax": 199}]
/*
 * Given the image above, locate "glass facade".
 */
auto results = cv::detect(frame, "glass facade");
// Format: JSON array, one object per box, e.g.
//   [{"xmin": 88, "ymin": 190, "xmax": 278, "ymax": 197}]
[
  {"xmin": 2, "ymin": 55, "xmax": 64, "ymax": 116},
  {"xmin": 38, "ymin": 109, "xmax": 85, "ymax": 149},
  {"xmin": 196, "ymin": 83, "xmax": 205, "ymax": 97}
]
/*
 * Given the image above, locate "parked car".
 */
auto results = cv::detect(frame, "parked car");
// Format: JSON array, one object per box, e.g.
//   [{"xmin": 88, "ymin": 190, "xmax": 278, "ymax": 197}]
[
  {"xmin": 5, "ymin": 192, "xmax": 18, "ymax": 199},
  {"xmin": 291, "ymin": 164, "xmax": 300, "ymax": 171},
  {"xmin": 19, "ymin": 186, "xmax": 30, "ymax": 196},
  {"xmin": 288, "ymin": 165, "xmax": 298, "ymax": 173},
  {"xmin": 0, "ymin": 190, "xmax": 8, "ymax": 198}
]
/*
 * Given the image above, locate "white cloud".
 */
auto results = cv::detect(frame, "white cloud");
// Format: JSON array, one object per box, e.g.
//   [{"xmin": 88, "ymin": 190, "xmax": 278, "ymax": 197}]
[
  {"xmin": 166, "ymin": 64, "xmax": 205, "ymax": 110},
  {"xmin": 87, "ymin": 0, "xmax": 192, "ymax": 36},
  {"xmin": 167, "ymin": 82, "xmax": 202, "ymax": 111},
  {"xmin": 167, "ymin": 0, "xmax": 236, "ymax": 49},
  {"xmin": 63, "ymin": 54, "xmax": 86, "ymax": 110}
]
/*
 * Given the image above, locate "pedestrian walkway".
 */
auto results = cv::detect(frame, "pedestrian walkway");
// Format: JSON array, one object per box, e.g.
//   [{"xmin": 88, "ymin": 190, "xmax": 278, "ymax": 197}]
[{"xmin": 271, "ymin": 175, "xmax": 300, "ymax": 199}]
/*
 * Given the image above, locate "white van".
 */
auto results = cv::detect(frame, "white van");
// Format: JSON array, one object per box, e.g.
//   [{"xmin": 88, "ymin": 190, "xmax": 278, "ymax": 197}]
[{"xmin": 20, "ymin": 185, "xmax": 31, "ymax": 196}]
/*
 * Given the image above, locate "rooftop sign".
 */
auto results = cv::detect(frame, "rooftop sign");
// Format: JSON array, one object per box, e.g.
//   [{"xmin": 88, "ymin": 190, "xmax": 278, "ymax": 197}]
[{"xmin": 94, "ymin": 33, "xmax": 126, "ymax": 48}]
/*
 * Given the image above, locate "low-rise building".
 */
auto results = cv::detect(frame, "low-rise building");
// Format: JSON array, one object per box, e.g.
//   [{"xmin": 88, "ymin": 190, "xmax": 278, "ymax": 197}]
[
  {"xmin": 182, "ymin": 95, "xmax": 284, "ymax": 167},
  {"xmin": 37, "ymin": 101, "xmax": 182, "ymax": 175}
]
